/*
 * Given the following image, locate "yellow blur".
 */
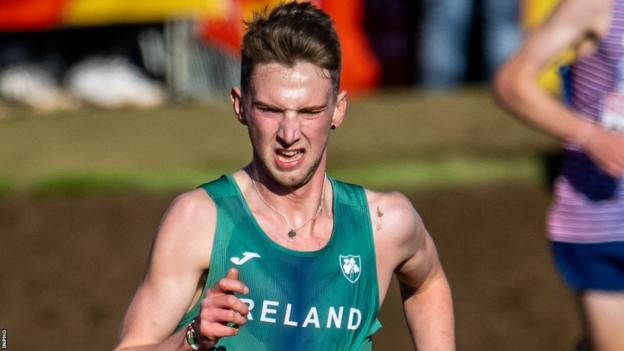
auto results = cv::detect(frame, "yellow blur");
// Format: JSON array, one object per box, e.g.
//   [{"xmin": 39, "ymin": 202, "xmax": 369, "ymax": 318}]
[
  {"xmin": 64, "ymin": 0, "xmax": 229, "ymax": 25},
  {"xmin": 522, "ymin": 0, "xmax": 574, "ymax": 95}
]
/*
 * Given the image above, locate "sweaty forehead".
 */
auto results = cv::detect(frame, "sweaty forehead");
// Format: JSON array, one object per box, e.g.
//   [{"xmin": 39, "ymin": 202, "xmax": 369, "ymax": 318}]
[{"xmin": 249, "ymin": 62, "xmax": 333, "ymax": 104}]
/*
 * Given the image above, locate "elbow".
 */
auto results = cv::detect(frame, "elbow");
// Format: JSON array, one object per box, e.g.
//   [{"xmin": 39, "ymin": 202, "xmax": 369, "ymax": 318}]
[
  {"xmin": 492, "ymin": 63, "xmax": 518, "ymax": 107},
  {"xmin": 492, "ymin": 61, "xmax": 535, "ymax": 113}
]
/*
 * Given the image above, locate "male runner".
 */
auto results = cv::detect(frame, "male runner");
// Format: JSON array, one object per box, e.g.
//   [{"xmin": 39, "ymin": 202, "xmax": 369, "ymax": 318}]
[
  {"xmin": 115, "ymin": 2, "xmax": 454, "ymax": 350},
  {"xmin": 495, "ymin": 0, "xmax": 624, "ymax": 350}
]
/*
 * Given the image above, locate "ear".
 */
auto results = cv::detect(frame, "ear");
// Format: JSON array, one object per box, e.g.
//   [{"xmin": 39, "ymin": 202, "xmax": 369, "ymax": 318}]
[
  {"xmin": 331, "ymin": 90, "xmax": 347, "ymax": 129},
  {"xmin": 231, "ymin": 87, "xmax": 247, "ymax": 125}
]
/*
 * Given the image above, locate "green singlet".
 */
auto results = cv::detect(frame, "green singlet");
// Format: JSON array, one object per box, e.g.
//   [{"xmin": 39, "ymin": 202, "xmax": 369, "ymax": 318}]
[{"xmin": 176, "ymin": 174, "xmax": 382, "ymax": 350}]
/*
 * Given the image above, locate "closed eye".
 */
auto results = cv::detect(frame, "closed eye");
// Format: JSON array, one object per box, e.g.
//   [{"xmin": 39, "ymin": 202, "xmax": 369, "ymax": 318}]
[
  {"xmin": 253, "ymin": 102, "xmax": 327, "ymax": 118},
  {"xmin": 300, "ymin": 109, "xmax": 325, "ymax": 114},
  {"xmin": 298, "ymin": 108, "xmax": 326, "ymax": 119},
  {"xmin": 256, "ymin": 105, "xmax": 282, "ymax": 113}
]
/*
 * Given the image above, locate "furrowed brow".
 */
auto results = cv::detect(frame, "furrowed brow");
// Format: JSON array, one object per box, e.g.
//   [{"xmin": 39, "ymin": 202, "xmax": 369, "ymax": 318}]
[
  {"xmin": 253, "ymin": 101, "xmax": 327, "ymax": 113},
  {"xmin": 298, "ymin": 105, "xmax": 328, "ymax": 113},
  {"xmin": 253, "ymin": 101, "xmax": 284, "ymax": 111}
]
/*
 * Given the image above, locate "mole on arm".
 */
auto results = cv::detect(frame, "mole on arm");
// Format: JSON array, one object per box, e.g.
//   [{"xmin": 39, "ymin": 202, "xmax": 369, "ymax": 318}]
[{"xmin": 376, "ymin": 206, "xmax": 383, "ymax": 231}]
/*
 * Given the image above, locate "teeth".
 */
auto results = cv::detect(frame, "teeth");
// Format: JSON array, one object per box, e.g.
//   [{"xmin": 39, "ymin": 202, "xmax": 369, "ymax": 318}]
[
  {"xmin": 276, "ymin": 149, "xmax": 303, "ymax": 163},
  {"xmin": 278, "ymin": 150, "xmax": 299, "ymax": 157}
]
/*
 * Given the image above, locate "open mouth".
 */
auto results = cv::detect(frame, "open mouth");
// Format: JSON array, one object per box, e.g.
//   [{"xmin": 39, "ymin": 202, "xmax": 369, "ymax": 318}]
[{"xmin": 275, "ymin": 148, "xmax": 305, "ymax": 169}]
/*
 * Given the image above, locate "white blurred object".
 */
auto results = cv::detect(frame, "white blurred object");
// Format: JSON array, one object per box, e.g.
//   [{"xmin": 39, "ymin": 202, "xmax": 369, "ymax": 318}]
[
  {"xmin": 66, "ymin": 57, "xmax": 165, "ymax": 108},
  {"xmin": 0, "ymin": 64, "xmax": 77, "ymax": 111},
  {"xmin": 139, "ymin": 21, "xmax": 239, "ymax": 101}
]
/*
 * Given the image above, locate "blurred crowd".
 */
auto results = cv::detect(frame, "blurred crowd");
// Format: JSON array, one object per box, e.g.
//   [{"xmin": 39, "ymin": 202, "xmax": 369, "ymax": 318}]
[
  {"xmin": 0, "ymin": 26, "xmax": 165, "ymax": 110},
  {"xmin": 0, "ymin": 0, "xmax": 538, "ymax": 112}
]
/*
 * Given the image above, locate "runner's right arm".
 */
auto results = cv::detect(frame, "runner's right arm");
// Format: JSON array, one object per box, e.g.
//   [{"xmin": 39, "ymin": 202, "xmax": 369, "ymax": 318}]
[
  {"xmin": 494, "ymin": 0, "xmax": 624, "ymax": 177},
  {"xmin": 114, "ymin": 189, "xmax": 248, "ymax": 351}
]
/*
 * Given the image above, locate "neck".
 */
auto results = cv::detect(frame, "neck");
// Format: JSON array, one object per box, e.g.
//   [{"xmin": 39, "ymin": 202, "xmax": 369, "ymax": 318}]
[{"xmin": 247, "ymin": 163, "xmax": 328, "ymax": 227}]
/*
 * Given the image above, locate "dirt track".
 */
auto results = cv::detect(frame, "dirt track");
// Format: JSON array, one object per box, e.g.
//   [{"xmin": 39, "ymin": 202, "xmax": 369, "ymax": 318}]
[{"xmin": 0, "ymin": 180, "xmax": 580, "ymax": 350}]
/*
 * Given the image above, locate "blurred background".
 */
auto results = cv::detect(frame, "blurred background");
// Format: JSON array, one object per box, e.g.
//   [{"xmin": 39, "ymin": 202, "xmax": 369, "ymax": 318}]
[{"xmin": 0, "ymin": 0, "xmax": 581, "ymax": 350}]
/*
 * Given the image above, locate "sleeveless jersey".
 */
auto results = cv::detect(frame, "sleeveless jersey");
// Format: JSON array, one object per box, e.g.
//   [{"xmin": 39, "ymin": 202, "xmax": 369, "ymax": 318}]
[
  {"xmin": 176, "ymin": 175, "xmax": 382, "ymax": 350},
  {"xmin": 549, "ymin": 0, "xmax": 624, "ymax": 243}
]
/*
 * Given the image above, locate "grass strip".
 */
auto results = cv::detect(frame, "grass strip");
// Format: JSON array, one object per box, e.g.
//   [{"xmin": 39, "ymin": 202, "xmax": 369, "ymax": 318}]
[
  {"xmin": 7, "ymin": 157, "xmax": 544, "ymax": 197},
  {"xmin": 331, "ymin": 157, "xmax": 542, "ymax": 190},
  {"xmin": 0, "ymin": 179, "xmax": 11, "ymax": 199}
]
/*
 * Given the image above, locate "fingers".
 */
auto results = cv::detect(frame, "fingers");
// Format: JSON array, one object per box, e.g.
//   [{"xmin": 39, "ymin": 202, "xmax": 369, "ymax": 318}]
[
  {"xmin": 196, "ymin": 269, "xmax": 250, "ymax": 343},
  {"xmin": 601, "ymin": 159, "xmax": 624, "ymax": 178},
  {"xmin": 603, "ymin": 132, "xmax": 624, "ymax": 176},
  {"xmin": 209, "ymin": 268, "xmax": 249, "ymax": 295},
  {"xmin": 194, "ymin": 316, "xmax": 241, "ymax": 348},
  {"xmin": 214, "ymin": 278, "xmax": 249, "ymax": 295},
  {"xmin": 196, "ymin": 301, "xmax": 248, "ymax": 344},
  {"xmin": 198, "ymin": 320, "xmax": 241, "ymax": 340},
  {"xmin": 226, "ymin": 267, "xmax": 239, "ymax": 280},
  {"xmin": 202, "ymin": 303, "xmax": 248, "ymax": 326},
  {"xmin": 205, "ymin": 293, "xmax": 250, "ymax": 319},
  {"xmin": 585, "ymin": 130, "xmax": 624, "ymax": 177}
]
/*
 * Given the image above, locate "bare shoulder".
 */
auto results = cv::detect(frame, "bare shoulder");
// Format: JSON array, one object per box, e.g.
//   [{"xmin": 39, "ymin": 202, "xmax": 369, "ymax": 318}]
[
  {"xmin": 164, "ymin": 188, "xmax": 216, "ymax": 228},
  {"xmin": 365, "ymin": 189, "xmax": 426, "ymax": 259},
  {"xmin": 115, "ymin": 188, "xmax": 218, "ymax": 348},
  {"xmin": 364, "ymin": 189, "xmax": 440, "ymax": 297},
  {"xmin": 366, "ymin": 189, "xmax": 424, "ymax": 232},
  {"xmin": 151, "ymin": 187, "xmax": 217, "ymax": 272}
]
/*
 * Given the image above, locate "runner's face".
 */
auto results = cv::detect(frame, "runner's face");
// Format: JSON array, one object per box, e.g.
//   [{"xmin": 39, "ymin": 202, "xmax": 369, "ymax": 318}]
[{"xmin": 233, "ymin": 62, "xmax": 345, "ymax": 188}]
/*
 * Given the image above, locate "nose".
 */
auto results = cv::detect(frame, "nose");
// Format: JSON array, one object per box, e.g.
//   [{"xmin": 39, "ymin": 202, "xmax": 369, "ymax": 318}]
[{"xmin": 277, "ymin": 110, "xmax": 301, "ymax": 146}]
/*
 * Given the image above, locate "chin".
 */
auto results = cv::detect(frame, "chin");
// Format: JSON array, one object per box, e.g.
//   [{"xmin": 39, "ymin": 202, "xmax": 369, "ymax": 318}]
[
  {"xmin": 273, "ymin": 172, "xmax": 308, "ymax": 189},
  {"xmin": 257, "ymin": 154, "xmax": 320, "ymax": 188},
  {"xmin": 267, "ymin": 166, "xmax": 314, "ymax": 189}
]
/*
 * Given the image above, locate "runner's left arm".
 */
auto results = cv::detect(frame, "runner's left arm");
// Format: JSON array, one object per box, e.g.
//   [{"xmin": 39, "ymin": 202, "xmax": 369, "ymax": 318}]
[{"xmin": 387, "ymin": 195, "xmax": 455, "ymax": 350}]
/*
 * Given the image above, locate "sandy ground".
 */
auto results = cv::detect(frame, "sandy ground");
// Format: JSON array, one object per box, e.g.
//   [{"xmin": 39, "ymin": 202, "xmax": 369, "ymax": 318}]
[{"xmin": 0, "ymin": 179, "xmax": 581, "ymax": 351}]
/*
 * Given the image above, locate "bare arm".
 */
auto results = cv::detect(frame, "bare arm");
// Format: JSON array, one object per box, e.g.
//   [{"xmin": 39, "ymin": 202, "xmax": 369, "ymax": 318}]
[
  {"xmin": 494, "ymin": 0, "xmax": 624, "ymax": 177},
  {"xmin": 374, "ymin": 192, "xmax": 454, "ymax": 350},
  {"xmin": 114, "ymin": 189, "xmax": 249, "ymax": 351},
  {"xmin": 398, "ymin": 228, "xmax": 454, "ymax": 351},
  {"xmin": 114, "ymin": 189, "xmax": 215, "ymax": 350}
]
